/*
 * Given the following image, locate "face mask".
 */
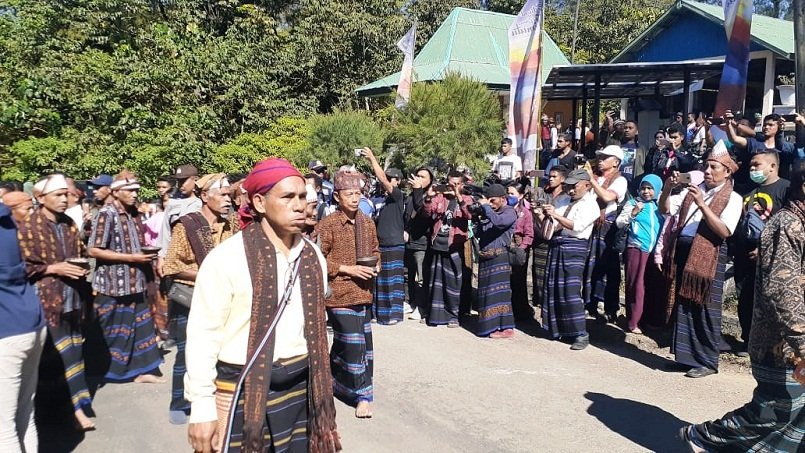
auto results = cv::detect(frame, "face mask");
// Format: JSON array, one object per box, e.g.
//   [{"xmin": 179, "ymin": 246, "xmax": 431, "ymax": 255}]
[
  {"xmin": 507, "ymin": 195, "xmax": 518, "ymax": 206},
  {"xmin": 749, "ymin": 170, "xmax": 768, "ymax": 184}
]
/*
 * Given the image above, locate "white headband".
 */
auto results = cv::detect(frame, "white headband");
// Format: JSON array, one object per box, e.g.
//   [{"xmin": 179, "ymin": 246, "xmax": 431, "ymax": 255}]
[
  {"xmin": 34, "ymin": 174, "xmax": 69, "ymax": 195},
  {"xmin": 208, "ymin": 177, "xmax": 230, "ymax": 191},
  {"xmin": 111, "ymin": 178, "xmax": 141, "ymax": 191}
]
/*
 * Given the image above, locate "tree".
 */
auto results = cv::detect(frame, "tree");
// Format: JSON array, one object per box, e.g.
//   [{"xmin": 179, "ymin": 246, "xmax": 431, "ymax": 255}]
[
  {"xmin": 384, "ymin": 74, "xmax": 503, "ymax": 176},
  {"xmin": 305, "ymin": 110, "xmax": 386, "ymax": 172}
]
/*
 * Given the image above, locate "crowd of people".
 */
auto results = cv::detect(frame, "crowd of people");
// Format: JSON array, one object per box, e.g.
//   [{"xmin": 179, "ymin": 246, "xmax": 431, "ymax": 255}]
[{"xmin": 1, "ymin": 109, "xmax": 804, "ymax": 452}]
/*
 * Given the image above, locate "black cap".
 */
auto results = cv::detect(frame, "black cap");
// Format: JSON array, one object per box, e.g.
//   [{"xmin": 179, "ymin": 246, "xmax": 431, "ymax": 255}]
[
  {"xmin": 385, "ymin": 168, "xmax": 403, "ymax": 181},
  {"xmin": 173, "ymin": 164, "xmax": 198, "ymax": 179},
  {"xmin": 483, "ymin": 183, "xmax": 507, "ymax": 198}
]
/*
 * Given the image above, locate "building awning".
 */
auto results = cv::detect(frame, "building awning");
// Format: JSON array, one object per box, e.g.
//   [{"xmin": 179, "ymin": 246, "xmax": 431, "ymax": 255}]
[{"xmin": 541, "ymin": 59, "xmax": 725, "ymax": 100}]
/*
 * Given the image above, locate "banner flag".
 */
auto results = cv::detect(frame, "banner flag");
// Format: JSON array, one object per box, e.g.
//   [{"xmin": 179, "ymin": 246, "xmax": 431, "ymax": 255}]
[
  {"xmin": 714, "ymin": 0, "xmax": 753, "ymax": 116},
  {"xmin": 395, "ymin": 23, "xmax": 417, "ymax": 110},
  {"xmin": 507, "ymin": 0, "xmax": 544, "ymax": 171}
]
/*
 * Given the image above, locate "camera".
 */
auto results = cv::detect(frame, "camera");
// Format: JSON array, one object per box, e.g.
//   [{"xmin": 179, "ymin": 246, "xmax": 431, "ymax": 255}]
[{"xmin": 574, "ymin": 154, "xmax": 587, "ymax": 167}]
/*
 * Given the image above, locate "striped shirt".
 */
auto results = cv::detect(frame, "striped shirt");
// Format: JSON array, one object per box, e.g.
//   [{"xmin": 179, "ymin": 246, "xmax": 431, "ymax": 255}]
[{"xmin": 89, "ymin": 203, "xmax": 147, "ymax": 296}]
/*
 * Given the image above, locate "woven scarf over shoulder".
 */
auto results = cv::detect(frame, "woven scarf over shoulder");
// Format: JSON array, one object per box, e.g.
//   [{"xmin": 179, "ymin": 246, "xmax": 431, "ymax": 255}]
[
  {"xmin": 664, "ymin": 180, "xmax": 733, "ymax": 318},
  {"xmin": 235, "ymin": 223, "xmax": 341, "ymax": 453}
]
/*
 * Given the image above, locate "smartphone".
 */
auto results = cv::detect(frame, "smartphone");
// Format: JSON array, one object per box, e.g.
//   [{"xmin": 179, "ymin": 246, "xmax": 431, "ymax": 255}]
[
  {"xmin": 354, "ymin": 148, "xmax": 363, "ymax": 157},
  {"xmin": 782, "ymin": 114, "xmax": 797, "ymax": 122},
  {"xmin": 678, "ymin": 172, "xmax": 692, "ymax": 185},
  {"xmin": 709, "ymin": 117, "xmax": 725, "ymax": 126},
  {"xmin": 530, "ymin": 170, "xmax": 545, "ymax": 178}
]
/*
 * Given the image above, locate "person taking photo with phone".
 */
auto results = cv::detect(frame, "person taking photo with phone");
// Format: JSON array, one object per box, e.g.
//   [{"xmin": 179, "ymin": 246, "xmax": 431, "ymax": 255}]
[{"xmin": 658, "ymin": 142, "xmax": 743, "ymax": 379}]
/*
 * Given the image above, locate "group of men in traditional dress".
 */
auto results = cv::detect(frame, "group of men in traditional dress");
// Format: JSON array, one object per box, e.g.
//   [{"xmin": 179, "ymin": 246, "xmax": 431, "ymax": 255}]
[{"xmin": 2, "ymin": 109, "xmax": 805, "ymax": 452}]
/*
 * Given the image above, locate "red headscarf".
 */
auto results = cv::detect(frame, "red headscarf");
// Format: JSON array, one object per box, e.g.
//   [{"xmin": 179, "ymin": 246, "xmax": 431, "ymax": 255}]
[{"xmin": 239, "ymin": 158, "xmax": 304, "ymax": 228}]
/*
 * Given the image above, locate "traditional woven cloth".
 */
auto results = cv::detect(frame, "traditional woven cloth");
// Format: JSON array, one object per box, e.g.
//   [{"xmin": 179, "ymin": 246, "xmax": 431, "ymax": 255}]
[
  {"xmin": 230, "ymin": 223, "xmax": 339, "ymax": 453},
  {"xmin": 373, "ymin": 245, "xmax": 405, "ymax": 324},
  {"xmin": 542, "ymin": 237, "xmax": 588, "ymax": 338},
  {"xmin": 426, "ymin": 251, "xmax": 462, "ymax": 325},
  {"xmin": 476, "ymin": 253, "xmax": 515, "ymax": 337},
  {"xmin": 328, "ymin": 306, "xmax": 373, "ymax": 404}
]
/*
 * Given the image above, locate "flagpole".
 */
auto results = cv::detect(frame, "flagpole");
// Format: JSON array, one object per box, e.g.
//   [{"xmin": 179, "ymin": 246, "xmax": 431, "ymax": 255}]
[{"xmin": 795, "ymin": 0, "xmax": 804, "ymax": 114}]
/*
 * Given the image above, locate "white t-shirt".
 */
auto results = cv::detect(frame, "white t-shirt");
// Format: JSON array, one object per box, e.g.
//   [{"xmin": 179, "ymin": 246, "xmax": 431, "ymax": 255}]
[
  {"xmin": 492, "ymin": 153, "xmax": 523, "ymax": 180},
  {"xmin": 596, "ymin": 175, "xmax": 628, "ymax": 219},
  {"xmin": 560, "ymin": 193, "xmax": 599, "ymax": 240},
  {"xmin": 668, "ymin": 182, "xmax": 743, "ymax": 237}
]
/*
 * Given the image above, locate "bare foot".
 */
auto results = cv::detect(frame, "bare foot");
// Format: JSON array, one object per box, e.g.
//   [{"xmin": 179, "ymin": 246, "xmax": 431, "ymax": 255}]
[
  {"xmin": 134, "ymin": 374, "xmax": 166, "ymax": 384},
  {"xmin": 355, "ymin": 401, "xmax": 372, "ymax": 419},
  {"xmin": 74, "ymin": 408, "xmax": 96, "ymax": 431}
]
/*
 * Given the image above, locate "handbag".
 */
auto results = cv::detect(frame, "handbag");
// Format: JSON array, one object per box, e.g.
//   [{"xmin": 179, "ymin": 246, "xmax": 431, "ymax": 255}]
[
  {"xmin": 168, "ymin": 281, "xmax": 195, "ymax": 308},
  {"xmin": 603, "ymin": 195, "xmax": 633, "ymax": 253},
  {"xmin": 508, "ymin": 245, "xmax": 528, "ymax": 267}
]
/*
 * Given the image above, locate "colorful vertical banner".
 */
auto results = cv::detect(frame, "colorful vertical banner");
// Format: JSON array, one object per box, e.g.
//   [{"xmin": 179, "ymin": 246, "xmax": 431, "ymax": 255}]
[
  {"xmin": 395, "ymin": 22, "xmax": 417, "ymax": 110},
  {"xmin": 714, "ymin": 0, "xmax": 753, "ymax": 116},
  {"xmin": 508, "ymin": 0, "xmax": 544, "ymax": 171}
]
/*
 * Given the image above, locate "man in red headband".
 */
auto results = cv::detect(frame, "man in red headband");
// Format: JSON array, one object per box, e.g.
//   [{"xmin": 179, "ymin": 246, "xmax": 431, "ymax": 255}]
[{"xmin": 185, "ymin": 158, "xmax": 340, "ymax": 453}]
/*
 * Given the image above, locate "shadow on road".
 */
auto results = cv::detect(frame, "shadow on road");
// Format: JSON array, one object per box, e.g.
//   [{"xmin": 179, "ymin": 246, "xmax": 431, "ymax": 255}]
[
  {"xmin": 586, "ymin": 321, "xmax": 677, "ymax": 371},
  {"xmin": 584, "ymin": 392, "xmax": 689, "ymax": 453}
]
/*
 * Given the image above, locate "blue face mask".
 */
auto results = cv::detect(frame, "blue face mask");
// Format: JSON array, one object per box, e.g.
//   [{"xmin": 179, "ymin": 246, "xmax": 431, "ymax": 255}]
[
  {"xmin": 749, "ymin": 170, "xmax": 768, "ymax": 184},
  {"xmin": 507, "ymin": 195, "xmax": 519, "ymax": 206}
]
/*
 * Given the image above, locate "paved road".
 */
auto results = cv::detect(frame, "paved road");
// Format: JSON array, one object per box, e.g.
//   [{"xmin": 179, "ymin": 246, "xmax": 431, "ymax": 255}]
[{"xmin": 42, "ymin": 318, "xmax": 755, "ymax": 452}]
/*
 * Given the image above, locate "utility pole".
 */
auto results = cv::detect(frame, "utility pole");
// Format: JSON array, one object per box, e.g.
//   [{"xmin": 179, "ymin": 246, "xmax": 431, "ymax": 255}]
[{"xmin": 795, "ymin": 0, "xmax": 805, "ymax": 114}]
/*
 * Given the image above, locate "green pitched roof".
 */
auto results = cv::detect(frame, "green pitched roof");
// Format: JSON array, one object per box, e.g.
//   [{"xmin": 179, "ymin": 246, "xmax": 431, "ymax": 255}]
[
  {"xmin": 356, "ymin": 8, "xmax": 570, "ymax": 97},
  {"xmin": 612, "ymin": 0, "xmax": 794, "ymax": 63}
]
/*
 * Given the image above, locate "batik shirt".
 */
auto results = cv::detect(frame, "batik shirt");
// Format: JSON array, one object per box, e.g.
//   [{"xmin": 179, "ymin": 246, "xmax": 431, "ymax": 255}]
[
  {"xmin": 748, "ymin": 205, "xmax": 805, "ymax": 368},
  {"xmin": 89, "ymin": 203, "xmax": 147, "ymax": 296}
]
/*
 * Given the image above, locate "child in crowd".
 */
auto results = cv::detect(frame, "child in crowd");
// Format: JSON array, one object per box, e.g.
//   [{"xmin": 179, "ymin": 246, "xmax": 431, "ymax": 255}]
[{"xmin": 615, "ymin": 174, "xmax": 664, "ymax": 333}]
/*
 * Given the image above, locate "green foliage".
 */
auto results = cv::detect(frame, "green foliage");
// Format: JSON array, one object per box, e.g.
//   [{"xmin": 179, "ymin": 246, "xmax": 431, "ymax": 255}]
[
  {"xmin": 385, "ymin": 74, "xmax": 503, "ymax": 176},
  {"xmin": 305, "ymin": 111, "xmax": 386, "ymax": 171},
  {"xmin": 212, "ymin": 117, "xmax": 311, "ymax": 174}
]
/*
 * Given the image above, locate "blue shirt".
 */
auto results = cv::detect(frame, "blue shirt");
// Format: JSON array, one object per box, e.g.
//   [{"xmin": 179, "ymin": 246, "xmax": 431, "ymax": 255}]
[
  {"xmin": 0, "ymin": 205, "xmax": 45, "ymax": 339},
  {"xmin": 478, "ymin": 205, "xmax": 517, "ymax": 251}
]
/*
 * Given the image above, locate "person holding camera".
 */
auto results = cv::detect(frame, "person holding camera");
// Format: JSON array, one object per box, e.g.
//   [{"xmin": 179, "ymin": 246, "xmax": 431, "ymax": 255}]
[
  {"xmin": 584, "ymin": 145, "xmax": 628, "ymax": 324},
  {"xmin": 359, "ymin": 148, "xmax": 406, "ymax": 326},
  {"xmin": 659, "ymin": 142, "xmax": 742, "ymax": 378},
  {"xmin": 421, "ymin": 172, "xmax": 474, "ymax": 327},
  {"xmin": 540, "ymin": 169, "xmax": 599, "ymax": 350},
  {"xmin": 474, "ymin": 184, "xmax": 517, "ymax": 339},
  {"xmin": 531, "ymin": 166, "xmax": 570, "ymax": 310}
]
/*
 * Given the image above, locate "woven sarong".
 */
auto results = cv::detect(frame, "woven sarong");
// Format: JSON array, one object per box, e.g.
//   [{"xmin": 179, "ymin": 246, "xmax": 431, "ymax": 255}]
[
  {"xmin": 542, "ymin": 237, "xmax": 588, "ymax": 338},
  {"xmin": 671, "ymin": 239, "xmax": 727, "ymax": 371},
  {"xmin": 426, "ymin": 251, "xmax": 463, "ymax": 325},
  {"xmin": 95, "ymin": 293, "xmax": 162, "ymax": 381},
  {"xmin": 690, "ymin": 363, "xmax": 804, "ymax": 451},
  {"xmin": 47, "ymin": 310, "xmax": 91, "ymax": 411},
  {"xmin": 328, "ymin": 306, "xmax": 373, "ymax": 404},
  {"xmin": 476, "ymin": 253, "xmax": 515, "ymax": 337},
  {"xmin": 373, "ymin": 245, "xmax": 405, "ymax": 324},
  {"xmin": 531, "ymin": 242, "xmax": 550, "ymax": 308},
  {"xmin": 215, "ymin": 355, "xmax": 310, "ymax": 453}
]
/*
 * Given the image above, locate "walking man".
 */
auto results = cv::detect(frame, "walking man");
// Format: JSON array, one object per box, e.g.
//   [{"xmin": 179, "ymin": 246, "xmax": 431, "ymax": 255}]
[
  {"xmin": 317, "ymin": 170, "xmax": 380, "ymax": 418},
  {"xmin": 88, "ymin": 172, "xmax": 164, "ymax": 383},
  {"xmin": 163, "ymin": 173, "xmax": 237, "ymax": 425},
  {"xmin": 185, "ymin": 158, "xmax": 340, "ymax": 453},
  {"xmin": 18, "ymin": 174, "xmax": 95, "ymax": 430}
]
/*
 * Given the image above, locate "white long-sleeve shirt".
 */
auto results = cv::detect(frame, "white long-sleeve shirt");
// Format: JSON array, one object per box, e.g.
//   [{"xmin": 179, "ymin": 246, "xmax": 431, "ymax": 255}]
[{"xmin": 183, "ymin": 232, "xmax": 328, "ymax": 423}]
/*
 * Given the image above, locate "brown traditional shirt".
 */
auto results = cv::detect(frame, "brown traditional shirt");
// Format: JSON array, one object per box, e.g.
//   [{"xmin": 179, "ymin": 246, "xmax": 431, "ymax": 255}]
[
  {"xmin": 163, "ymin": 214, "xmax": 237, "ymax": 286},
  {"xmin": 749, "ymin": 204, "xmax": 805, "ymax": 367},
  {"xmin": 316, "ymin": 209, "xmax": 379, "ymax": 307}
]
